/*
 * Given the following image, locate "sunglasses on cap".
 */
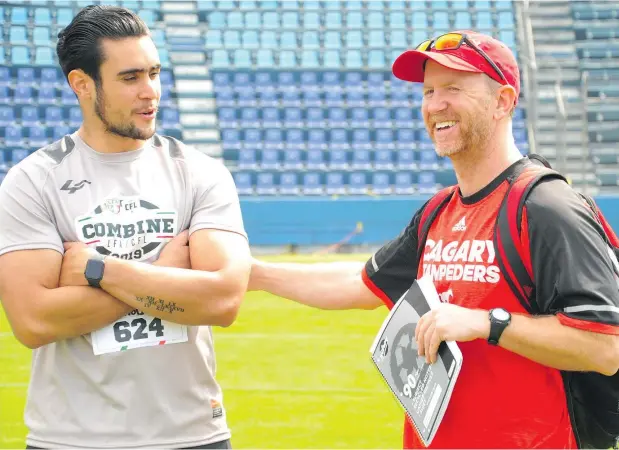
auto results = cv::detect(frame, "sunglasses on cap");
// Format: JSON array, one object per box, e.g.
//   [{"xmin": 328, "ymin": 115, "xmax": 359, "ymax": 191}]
[{"xmin": 416, "ymin": 32, "xmax": 507, "ymax": 84}]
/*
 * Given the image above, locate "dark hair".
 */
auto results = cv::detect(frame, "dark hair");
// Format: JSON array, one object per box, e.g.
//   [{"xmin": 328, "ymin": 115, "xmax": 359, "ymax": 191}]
[{"xmin": 56, "ymin": 5, "xmax": 149, "ymax": 85}]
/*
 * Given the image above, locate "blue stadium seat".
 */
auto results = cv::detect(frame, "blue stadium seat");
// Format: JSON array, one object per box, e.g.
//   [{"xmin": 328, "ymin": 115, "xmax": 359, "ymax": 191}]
[
  {"xmin": 374, "ymin": 149, "xmax": 394, "ymax": 169},
  {"xmin": 224, "ymin": 30, "xmax": 241, "ymax": 48},
  {"xmin": 391, "ymin": 29, "xmax": 409, "ymax": 49},
  {"xmin": 325, "ymin": 12, "xmax": 342, "ymax": 29},
  {"xmin": 215, "ymin": 89, "xmax": 235, "ymax": 107},
  {"xmin": 255, "ymin": 49, "xmax": 273, "ymax": 68},
  {"xmin": 263, "ymin": 11, "xmax": 280, "ymax": 29},
  {"xmin": 33, "ymin": 27, "xmax": 51, "ymax": 46},
  {"xmin": 0, "ymin": 68, "xmax": 9, "ymax": 87},
  {"xmin": 28, "ymin": 126, "xmax": 48, "ymax": 149},
  {"xmin": 239, "ymin": 149, "xmax": 258, "ymax": 169},
  {"xmin": 352, "ymin": 128, "xmax": 372, "ymax": 149},
  {"xmin": 14, "ymin": 86, "xmax": 32, "ymax": 105},
  {"xmin": 264, "ymin": 128, "xmax": 283, "ymax": 149},
  {"xmin": 10, "ymin": 26, "xmax": 28, "ymax": 45},
  {"xmin": 261, "ymin": 149, "xmax": 280, "ymax": 170},
  {"xmin": 208, "ymin": 12, "xmax": 226, "ymax": 29},
  {"xmin": 331, "ymin": 128, "xmax": 350, "ymax": 150},
  {"xmin": 227, "ymin": 11, "xmax": 244, "ymax": 28},
  {"xmin": 282, "ymin": 149, "xmax": 303, "ymax": 169},
  {"xmin": 34, "ymin": 47, "xmax": 55, "ymax": 66},
  {"xmin": 396, "ymin": 128, "xmax": 417, "ymax": 150},
  {"xmin": 372, "ymin": 172, "xmax": 392, "ymax": 195},
  {"xmin": 325, "ymin": 90, "xmax": 343, "ymax": 107},
  {"xmin": 348, "ymin": 172, "xmax": 368, "ymax": 195},
  {"xmin": 328, "ymin": 107, "xmax": 347, "ymax": 127},
  {"xmin": 237, "ymin": 88, "xmax": 257, "ymax": 107},
  {"xmin": 367, "ymin": 12, "xmax": 385, "ymax": 29},
  {"xmin": 302, "ymin": 31, "xmax": 320, "ymax": 50},
  {"xmin": 372, "ymin": 107, "xmax": 392, "ymax": 128},
  {"xmin": 256, "ymin": 172, "xmax": 277, "ymax": 195},
  {"xmin": 329, "ymin": 150, "xmax": 349, "ymax": 170},
  {"xmin": 282, "ymin": 90, "xmax": 301, "ymax": 107},
  {"xmin": 221, "ymin": 129, "xmax": 241, "ymax": 150},
  {"xmin": 368, "ymin": 49, "xmax": 386, "ymax": 69},
  {"xmin": 285, "ymin": 129, "xmax": 305, "ymax": 150},
  {"xmin": 12, "ymin": 46, "xmax": 31, "ymax": 65},
  {"xmin": 240, "ymin": 30, "xmax": 259, "ymax": 49},
  {"xmin": 0, "ymin": 106, "xmax": 15, "ymax": 127},
  {"xmin": 347, "ymin": 11, "xmax": 364, "ymax": 28},
  {"xmin": 161, "ymin": 109, "xmax": 179, "ymax": 128},
  {"xmin": 476, "ymin": 11, "xmax": 493, "ymax": 31},
  {"xmin": 301, "ymin": 50, "xmax": 320, "ymax": 68},
  {"xmin": 239, "ymin": 1, "xmax": 257, "ymax": 9},
  {"xmin": 345, "ymin": 50, "xmax": 363, "ymax": 69},
  {"xmin": 368, "ymin": 90, "xmax": 386, "ymax": 107},
  {"xmin": 282, "ymin": 11, "xmax": 299, "ymax": 29},
  {"xmin": 418, "ymin": 130, "xmax": 434, "ymax": 150},
  {"xmin": 433, "ymin": 11, "xmax": 449, "ymax": 32},
  {"xmin": 389, "ymin": 12, "xmax": 407, "ymax": 29},
  {"xmin": 325, "ymin": 31, "xmax": 342, "ymax": 50},
  {"xmin": 10, "ymin": 8, "xmax": 29, "ymax": 25},
  {"xmin": 394, "ymin": 107, "xmax": 414, "ymax": 127},
  {"xmin": 394, "ymin": 172, "xmax": 416, "ymax": 194},
  {"xmin": 376, "ymin": 129, "xmax": 395, "ymax": 150},
  {"xmin": 39, "ymin": 68, "xmax": 59, "ymax": 87},
  {"xmin": 368, "ymin": 31, "xmax": 386, "ymax": 48},
  {"xmin": 238, "ymin": 107, "xmax": 258, "ymax": 128},
  {"xmin": 302, "ymin": 172, "xmax": 323, "ymax": 195},
  {"xmin": 306, "ymin": 108, "xmax": 324, "ymax": 128},
  {"xmin": 498, "ymin": 11, "xmax": 515, "ymax": 28},
  {"xmin": 418, "ymin": 172, "xmax": 438, "ymax": 194},
  {"xmin": 346, "ymin": 0, "xmax": 363, "ymax": 9},
  {"xmin": 283, "ymin": 107, "xmax": 303, "ymax": 128},
  {"xmin": 52, "ymin": 125, "xmax": 70, "ymax": 141},
  {"xmin": 396, "ymin": 149, "xmax": 417, "ymax": 170},
  {"xmin": 306, "ymin": 149, "xmax": 325, "ymax": 170},
  {"xmin": 308, "ymin": 129, "xmax": 326, "ymax": 149},
  {"xmin": 303, "ymin": 12, "xmax": 321, "ymax": 29},
  {"xmin": 244, "ymin": 11, "xmax": 261, "ymax": 28},
  {"xmin": 350, "ymin": 108, "xmax": 370, "ymax": 128},
  {"xmin": 243, "ymin": 128, "xmax": 263, "ymax": 150},
  {"xmin": 21, "ymin": 106, "xmax": 39, "ymax": 126},
  {"xmin": 454, "ymin": 12, "xmax": 472, "ymax": 29},
  {"xmin": 5, "ymin": 126, "xmax": 24, "ymax": 147},
  {"xmin": 17, "ymin": 68, "xmax": 36, "ymax": 86},
  {"xmin": 419, "ymin": 150, "xmax": 439, "ymax": 170},
  {"xmin": 351, "ymin": 149, "xmax": 371, "ymax": 170},
  {"xmin": 57, "ymin": 8, "xmax": 73, "ymax": 27},
  {"xmin": 218, "ymin": 107, "xmax": 237, "ymax": 128},
  {"xmin": 346, "ymin": 90, "xmax": 365, "ymax": 107},
  {"xmin": 278, "ymin": 50, "xmax": 297, "ymax": 69},
  {"xmin": 34, "ymin": 8, "xmax": 52, "ymax": 26},
  {"xmin": 326, "ymin": 172, "xmax": 347, "ymax": 195},
  {"xmin": 257, "ymin": 89, "xmax": 278, "ymax": 106},
  {"xmin": 44, "ymin": 106, "xmax": 64, "ymax": 126},
  {"xmin": 259, "ymin": 107, "xmax": 278, "ymax": 128},
  {"xmin": 346, "ymin": 30, "xmax": 363, "ymax": 49},
  {"xmin": 412, "ymin": 12, "xmax": 428, "ymax": 28},
  {"xmin": 279, "ymin": 172, "xmax": 300, "ymax": 195},
  {"xmin": 0, "ymin": 86, "xmax": 9, "ymax": 105},
  {"xmin": 324, "ymin": 49, "xmax": 342, "ymax": 69}
]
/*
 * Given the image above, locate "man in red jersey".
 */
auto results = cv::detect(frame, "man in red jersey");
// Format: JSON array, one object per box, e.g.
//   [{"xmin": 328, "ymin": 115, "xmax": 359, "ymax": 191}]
[{"xmin": 248, "ymin": 31, "xmax": 619, "ymax": 449}]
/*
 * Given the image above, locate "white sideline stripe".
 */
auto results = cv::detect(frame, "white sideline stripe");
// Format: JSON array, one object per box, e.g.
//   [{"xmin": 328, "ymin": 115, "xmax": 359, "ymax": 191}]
[
  {"xmin": 216, "ymin": 333, "xmax": 369, "ymax": 339},
  {"xmin": 0, "ymin": 382, "xmax": 377, "ymax": 394},
  {"xmin": 564, "ymin": 304, "xmax": 619, "ymax": 314}
]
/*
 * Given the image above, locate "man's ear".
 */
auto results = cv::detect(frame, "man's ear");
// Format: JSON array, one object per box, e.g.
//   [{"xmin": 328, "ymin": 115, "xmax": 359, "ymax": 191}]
[
  {"xmin": 67, "ymin": 69, "xmax": 95, "ymax": 100},
  {"xmin": 494, "ymin": 84, "xmax": 517, "ymax": 121}
]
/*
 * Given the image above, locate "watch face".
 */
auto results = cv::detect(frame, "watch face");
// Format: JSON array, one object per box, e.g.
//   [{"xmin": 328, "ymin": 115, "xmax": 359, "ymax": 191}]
[{"xmin": 492, "ymin": 308, "xmax": 510, "ymax": 322}]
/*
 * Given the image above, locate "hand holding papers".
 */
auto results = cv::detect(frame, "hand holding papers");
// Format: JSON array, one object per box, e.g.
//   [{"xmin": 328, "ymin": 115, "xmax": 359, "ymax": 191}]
[{"xmin": 370, "ymin": 276, "xmax": 463, "ymax": 447}]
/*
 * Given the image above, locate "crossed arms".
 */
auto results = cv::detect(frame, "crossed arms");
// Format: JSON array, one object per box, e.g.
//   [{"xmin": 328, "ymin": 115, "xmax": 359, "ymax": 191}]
[{"xmin": 0, "ymin": 229, "xmax": 250, "ymax": 349}]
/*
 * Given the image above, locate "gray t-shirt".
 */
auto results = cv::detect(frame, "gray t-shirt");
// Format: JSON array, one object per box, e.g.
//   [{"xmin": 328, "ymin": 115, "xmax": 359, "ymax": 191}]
[{"xmin": 0, "ymin": 132, "xmax": 247, "ymax": 449}]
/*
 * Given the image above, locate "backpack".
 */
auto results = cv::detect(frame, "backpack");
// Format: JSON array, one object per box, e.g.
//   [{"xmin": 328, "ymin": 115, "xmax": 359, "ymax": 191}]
[{"xmin": 416, "ymin": 155, "xmax": 619, "ymax": 449}]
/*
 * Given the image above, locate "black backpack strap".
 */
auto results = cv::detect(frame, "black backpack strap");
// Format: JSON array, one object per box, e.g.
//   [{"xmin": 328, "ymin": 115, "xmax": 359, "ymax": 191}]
[
  {"xmin": 494, "ymin": 165, "xmax": 567, "ymax": 314},
  {"xmin": 416, "ymin": 186, "xmax": 457, "ymax": 266}
]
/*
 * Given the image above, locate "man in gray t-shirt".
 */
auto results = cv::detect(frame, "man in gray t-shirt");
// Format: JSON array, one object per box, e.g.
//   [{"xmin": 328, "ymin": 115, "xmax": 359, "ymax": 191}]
[{"xmin": 0, "ymin": 6, "xmax": 250, "ymax": 449}]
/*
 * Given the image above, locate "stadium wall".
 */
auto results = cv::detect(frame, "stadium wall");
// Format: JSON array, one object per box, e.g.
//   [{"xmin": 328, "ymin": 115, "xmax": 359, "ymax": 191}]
[{"xmin": 241, "ymin": 196, "xmax": 619, "ymax": 246}]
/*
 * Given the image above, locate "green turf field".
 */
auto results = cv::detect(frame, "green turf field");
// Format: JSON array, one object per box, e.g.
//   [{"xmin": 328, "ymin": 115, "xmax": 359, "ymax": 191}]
[{"xmin": 0, "ymin": 254, "xmax": 402, "ymax": 449}]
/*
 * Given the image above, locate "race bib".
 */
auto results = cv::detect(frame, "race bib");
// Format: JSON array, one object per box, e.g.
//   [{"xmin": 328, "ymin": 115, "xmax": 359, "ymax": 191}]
[{"xmin": 91, "ymin": 309, "xmax": 188, "ymax": 355}]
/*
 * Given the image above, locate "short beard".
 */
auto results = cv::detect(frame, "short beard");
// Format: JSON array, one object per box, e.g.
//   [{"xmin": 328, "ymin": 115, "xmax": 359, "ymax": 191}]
[{"xmin": 94, "ymin": 83, "xmax": 155, "ymax": 141}]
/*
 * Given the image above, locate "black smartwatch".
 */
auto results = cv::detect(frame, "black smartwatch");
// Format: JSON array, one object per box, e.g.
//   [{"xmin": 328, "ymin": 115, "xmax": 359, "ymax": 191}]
[
  {"xmin": 84, "ymin": 253, "xmax": 106, "ymax": 288},
  {"xmin": 488, "ymin": 308, "xmax": 511, "ymax": 346}
]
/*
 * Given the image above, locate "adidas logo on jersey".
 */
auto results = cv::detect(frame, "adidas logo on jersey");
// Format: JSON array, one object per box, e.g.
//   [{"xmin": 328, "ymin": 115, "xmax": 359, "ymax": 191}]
[{"xmin": 452, "ymin": 216, "xmax": 467, "ymax": 232}]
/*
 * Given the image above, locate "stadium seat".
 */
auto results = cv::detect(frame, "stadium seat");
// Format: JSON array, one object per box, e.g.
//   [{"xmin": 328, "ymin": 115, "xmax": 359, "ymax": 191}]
[
  {"xmin": 418, "ymin": 172, "xmax": 438, "ymax": 194},
  {"xmin": 238, "ymin": 149, "xmax": 258, "ymax": 169},
  {"xmin": 283, "ymin": 107, "xmax": 303, "ymax": 128},
  {"xmin": 5, "ymin": 126, "xmax": 25, "ymax": 147},
  {"xmin": 279, "ymin": 172, "xmax": 300, "ymax": 195},
  {"xmin": 256, "ymin": 172, "xmax": 277, "ymax": 195},
  {"xmin": 372, "ymin": 172, "xmax": 392, "ymax": 195},
  {"xmin": 348, "ymin": 172, "xmax": 368, "ymax": 195},
  {"xmin": 419, "ymin": 150, "xmax": 439, "ymax": 170},
  {"xmin": 282, "ymin": 149, "xmax": 303, "ymax": 170},
  {"xmin": 352, "ymin": 128, "xmax": 372, "ymax": 149},
  {"xmin": 329, "ymin": 149, "xmax": 349, "ymax": 170},
  {"xmin": 14, "ymin": 86, "xmax": 32, "ymax": 105},
  {"xmin": 394, "ymin": 172, "xmax": 416, "ymax": 194},
  {"xmin": 261, "ymin": 149, "xmax": 280, "ymax": 170},
  {"xmin": 324, "ymin": 32, "xmax": 342, "ymax": 50},
  {"xmin": 0, "ymin": 106, "xmax": 15, "ymax": 127},
  {"xmin": 302, "ymin": 172, "xmax": 323, "ymax": 195},
  {"xmin": 396, "ymin": 149, "xmax": 417, "ymax": 170},
  {"xmin": 60, "ymin": 85, "xmax": 78, "ymax": 106},
  {"xmin": 10, "ymin": 7, "xmax": 29, "ymax": 25},
  {"xmin": 326, "ymin": 172, "xmax": 347, "ymax": 195},
  {"xmin": 285, "ymin": 129, "xmax": 304, "ymax": 150},
  {"xmin": 21, "ymin": 106, "xmax": 40, "ymax": 126},
  {"xmin": 351, "ymin": 149, "xmax": 371, "ymax": 170},
  {"xmin": 374, "ymin": 149, "xmax": 394, "ymax": 169},
  {"xmin": 28, "ymin": 126, "xmax": 48, "ymax": 148},
  {"xmin": 306, "ymin": 149, "xmax": 325, "ymax": 170}
]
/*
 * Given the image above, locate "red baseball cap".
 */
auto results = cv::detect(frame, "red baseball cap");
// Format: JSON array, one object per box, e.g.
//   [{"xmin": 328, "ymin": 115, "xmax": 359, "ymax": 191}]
[{"xmin": 392, "ymin": 31, "xmax": 520, "ymax": 104}]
